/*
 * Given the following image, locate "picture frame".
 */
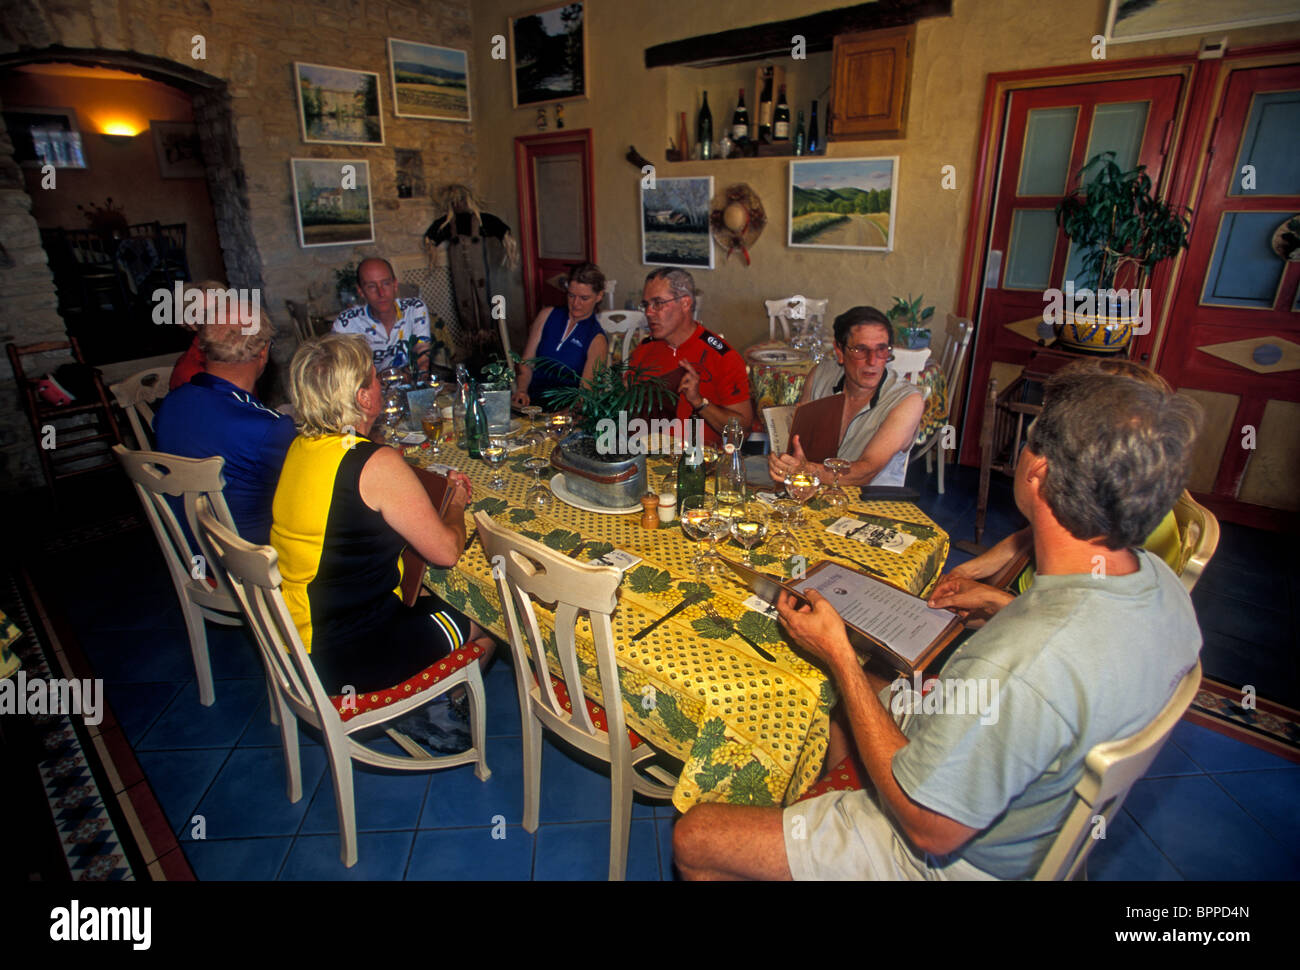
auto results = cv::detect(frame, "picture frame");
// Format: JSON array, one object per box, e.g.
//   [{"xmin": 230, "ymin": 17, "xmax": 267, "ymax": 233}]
[
  {"xmin": 294, "ymin": 62, "xmax": 384, "ymax": 146},
  {"xmin": 1104, "ymin": 0, "xmax": 1300, "ymax": 44},
  {"xmin": 290, "ymin": 158, "xmax": 375, "ymax": 248},
  {"xmin": 1, "ymin": 106, "xmax": 86, "ymax": 169},
  {"xmin": 510, "ymin": 2, "xmax": 588, "ymax": 108},
  {"xmin": 641, "ymin": 175, "xmax": 714, "ymax": 270},
  {"xmin": 788, "ymin": 157, "xmax": 898, "ymax": 253},
  {"xmin": 150, "ymin": 121, "xmax": 204, "ymax": 179},
  {"xmin": 387, "ymin": 38, "xmax": 471, "ymax": 122}
]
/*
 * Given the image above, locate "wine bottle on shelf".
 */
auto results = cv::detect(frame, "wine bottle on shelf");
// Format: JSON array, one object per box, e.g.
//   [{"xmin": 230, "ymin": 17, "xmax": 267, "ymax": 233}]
[
  {"xmin": 697, "ymin": 91, "xmax": 713, "ymax": 160},
  {"xmin": 758, "ymin": 68, "xmax": 774, "ymax": 141},
  {"xmin": 677, "ymin": 111, "xmax": 690, "ymax": 161},
  {"xmin": 773, "ymin": 84, "xmax": 790, "ymax": 141},
  {"xmin": 808, "ymin": 99, "xmax": 820, "ymax": 154},
  {"xmin": 793, "ymin": 109, "xmax": 806, "ymax": 155},
  {"xmin": 731, "ymin": 88, "xmax": 749, "ymax": 143}
]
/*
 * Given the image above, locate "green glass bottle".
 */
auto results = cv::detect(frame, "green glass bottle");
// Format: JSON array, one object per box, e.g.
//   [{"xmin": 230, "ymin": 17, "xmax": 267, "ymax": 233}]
[{"xmin": 676, "ymin": 443, "xmax": 706, "ymax": 516}]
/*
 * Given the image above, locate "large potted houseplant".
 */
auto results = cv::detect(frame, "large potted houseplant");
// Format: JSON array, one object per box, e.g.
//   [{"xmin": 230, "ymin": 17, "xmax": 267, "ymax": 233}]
[
  {"xmin": 536, "ymin": 358, "xmax": 673, "ymax": 510},
  {"xmin": 887, "ymin": 293, "xmax": 934, "ymax": 351},
  {"xmin": 1053, "ymin": 151, "xmax": 1191, "ymax": 352}
]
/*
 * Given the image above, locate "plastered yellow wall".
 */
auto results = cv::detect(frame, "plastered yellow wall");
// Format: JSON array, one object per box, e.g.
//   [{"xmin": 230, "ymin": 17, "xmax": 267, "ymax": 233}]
[{"xmin": 470, "ymin": 0, "xmax": 1300, "ymax": 354}]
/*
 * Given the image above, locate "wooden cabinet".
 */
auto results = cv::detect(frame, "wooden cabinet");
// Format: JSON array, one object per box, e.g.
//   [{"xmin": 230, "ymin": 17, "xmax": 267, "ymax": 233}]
[{"xmin": 830, "ymin": 25, "xmax": 914, "ymax": 141}]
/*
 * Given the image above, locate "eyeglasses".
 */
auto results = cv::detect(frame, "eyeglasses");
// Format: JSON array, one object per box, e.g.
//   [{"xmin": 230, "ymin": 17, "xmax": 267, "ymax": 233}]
[
  {"xmin": 841, "ymin": 344, "xmax": 894, "ymax": 361},
  {"xmin": 639, "ymin": 295, "xmax": 687, "ymax": 312}
]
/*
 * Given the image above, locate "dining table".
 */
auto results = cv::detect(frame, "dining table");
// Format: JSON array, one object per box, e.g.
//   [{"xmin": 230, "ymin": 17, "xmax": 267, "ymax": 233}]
[{"xmin": 409, "ymin": 430, "xmax": 951, "ymax": 812}]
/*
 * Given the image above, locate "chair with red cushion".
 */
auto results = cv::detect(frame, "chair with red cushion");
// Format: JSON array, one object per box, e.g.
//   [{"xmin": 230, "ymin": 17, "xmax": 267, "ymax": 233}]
[
  {"xmin": 197, "ymin": 498, "xmax": 490, "ymax": 868},
  {"xmin": 475, "ymin": 510, "xmax": 675, "ymax": 880},
  {"xmin": 112, "ymin": 444, "xmax": 241, "ymax": 707}
]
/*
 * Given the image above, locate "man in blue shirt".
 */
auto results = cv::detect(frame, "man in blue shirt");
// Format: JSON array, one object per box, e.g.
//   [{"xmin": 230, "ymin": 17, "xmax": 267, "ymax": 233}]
[{"xmin": 154, "ymin": 306, "xmax": 296, "ymax": 544}]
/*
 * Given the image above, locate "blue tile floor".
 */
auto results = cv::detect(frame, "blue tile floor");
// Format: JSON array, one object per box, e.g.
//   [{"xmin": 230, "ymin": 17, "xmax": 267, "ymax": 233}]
[{"xmin": 57, "ymin": 461, "xmax": 1299, "ymax": 879}]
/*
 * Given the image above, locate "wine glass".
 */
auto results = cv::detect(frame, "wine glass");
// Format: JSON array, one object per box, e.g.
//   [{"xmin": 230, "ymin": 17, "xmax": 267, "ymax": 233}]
[
  {"xmin": 482, "ymin": 434, "xmax": 508, "ymax": 490},
  {"xmin": 523, "ymin": 455, "xmax": 552, "ymax": 510},
  {"xmin": 421, "ymin": 405, "xmax": 444, "ymax": 457},
  {"xmin": 822, "ymin": 457, "xmax": 851, "ymax": 511},
  {"xmin": 681, "ymin": 494, "xmax": 724, "ymax": 577},
  {"xmin": 769, "ymin": 498, "xmax": 801, "ymax": 560},
  {"xmin": 784, "ymin": 468, "xmax": 820, "ymax": 527},
  {"xmin": 520, "ymin": 404, "xmax": 544, "ymax": 445},
  {"xmin": 548, "ymin": 413, "xmax": 573, "ymax": 443},
  {"xmin": 730, "ymin": 502, "xmax": 768, "ymax": 566}
]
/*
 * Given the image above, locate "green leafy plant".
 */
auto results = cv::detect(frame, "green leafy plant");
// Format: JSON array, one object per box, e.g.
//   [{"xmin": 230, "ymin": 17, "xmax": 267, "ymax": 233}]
[
  {"xmin": 334, "ymin": 262, "xmax": 359, "ymax": 294},
  {"xmin": 479, "ymin": 352, "xmax": 520, "ymax": 388},
  {"xmin": 531, "ymin": 357, "xmax": 675, "ymax": 440},
  {"xmin": 886, "ymin": 293, "xmax": 934, "ymax": 349},
  {"xmin": 1055, "ymin": 151, "xmax": 1191, "ymax": 292}
]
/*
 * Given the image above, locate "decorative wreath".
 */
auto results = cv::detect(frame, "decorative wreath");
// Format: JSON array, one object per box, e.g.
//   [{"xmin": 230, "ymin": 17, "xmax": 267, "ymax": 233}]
[{"xmin": 709, "ymin": 183, "xmax": 767, "ymax": 266}]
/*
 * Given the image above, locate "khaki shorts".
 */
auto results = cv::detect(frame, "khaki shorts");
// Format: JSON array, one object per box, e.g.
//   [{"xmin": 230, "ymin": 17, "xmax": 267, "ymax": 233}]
[{"xmin": 783, "ymin": 786, "xmax": 998, "ymax": 881}]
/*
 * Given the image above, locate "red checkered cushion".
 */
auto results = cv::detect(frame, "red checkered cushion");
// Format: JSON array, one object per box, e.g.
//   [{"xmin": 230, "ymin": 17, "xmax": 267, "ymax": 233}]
[
  {"xmin": 533, "ymin": 666, "xmax": 644, "ymax": 748},
  {"xmin": 329, "ymin": 643, "xmax": 483, "ymax": 721},
  {"xmin": 796, "ymin": 756, "xmax": 864, "ymax": 802}
]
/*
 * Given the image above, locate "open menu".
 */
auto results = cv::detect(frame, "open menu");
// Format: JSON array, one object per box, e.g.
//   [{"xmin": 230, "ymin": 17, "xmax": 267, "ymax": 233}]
[{"xmin": 721, "ymin": 557, "xmax": 962, "ymax": 675}]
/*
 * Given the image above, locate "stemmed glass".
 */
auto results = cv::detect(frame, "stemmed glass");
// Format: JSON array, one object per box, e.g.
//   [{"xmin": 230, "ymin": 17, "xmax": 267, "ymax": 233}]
[
  {"xmin": 822, "ymin": 457, "xmax": 851, "ymax": 511},
  {"xmin": 681, "ymin": 494, "xmax": 728, "ymax": 579},
  {"xmin": 731, "ymin": 502, "xmax": 769, "ymax": 566},
  {"xmin": 421, "ymin": 405, "xmax": 444, "ymax": 457},
  {"xmin": 520, "ymin": 404, "xmax": 544, "ymax": 445},
  {"xmin": 523, "ymin": 456, "xmax": 552, "ymax": 510},
  {"xmin": 548, "ymin": 413, "xmax": 573, "ymax": 443},
  {"xmin": 482, "ymin": 434, "xmax": 508, "ymax": 490},
  {"xmin": 784, "ymin": 468, "xmax": 821, "ymax": 527},
  {"xmin": 769, "ymin": 498, "xmax": 801, "ymax": 560}
]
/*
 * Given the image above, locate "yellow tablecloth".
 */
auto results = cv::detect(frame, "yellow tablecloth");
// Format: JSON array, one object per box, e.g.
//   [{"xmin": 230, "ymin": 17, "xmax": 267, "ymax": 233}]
[{"xmin": 412, "ymin": 441, "xmax": 948, "ymax": 812}]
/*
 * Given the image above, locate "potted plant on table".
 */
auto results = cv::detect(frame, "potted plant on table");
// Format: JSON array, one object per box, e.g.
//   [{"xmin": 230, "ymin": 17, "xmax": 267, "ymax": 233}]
[
  {"xmin": 534, "ymin": 358, "xmax": 673, "ymax": 511},
  {"xmin": 478, "ymin": 353, "xmax": 518, "ymax": 434},
  {"xmin": 1053, "ymin": 151, "xmax": 1191, "ymax": 352},
  {"xmin": 887, "ymin": 294, "xmax": 934, "ymax": 350}
]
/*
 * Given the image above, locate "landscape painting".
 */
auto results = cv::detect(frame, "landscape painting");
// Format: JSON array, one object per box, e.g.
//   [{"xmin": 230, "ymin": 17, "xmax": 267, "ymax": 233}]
[
  {"xmin": 789, "ymin": 157, "xmax": 897, "ymax": 252},
  {"xmin": 388, "ymin": 38, "xmax": 470, "ymax": 121},
  {"xmin": 641, "ymin": 176, "xmax": 714, "ymax": 270},
  {"xmin": 1105, "ymin": 0, "xmax": 1300, "ymax": 43},
  {"xmin": 291, "ymin": 158, "xmax": 375, "ymax": 248},
  {"xmin": 510, "ymin": 2, "xmax": 587, "ymax": 107},
  {"xmin": 295, "ymin": 62, "xmax": 384, "ymax": 146}
]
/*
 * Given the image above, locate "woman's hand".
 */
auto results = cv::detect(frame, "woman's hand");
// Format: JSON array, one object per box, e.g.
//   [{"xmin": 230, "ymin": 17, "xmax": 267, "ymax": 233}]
[
  {"xmin": 511, "ymin": 389, "xmax": 530, "ymax": 408},
  {"xmin": 446, "ymin": 470, "xmax": 473, "ymax": 507}
]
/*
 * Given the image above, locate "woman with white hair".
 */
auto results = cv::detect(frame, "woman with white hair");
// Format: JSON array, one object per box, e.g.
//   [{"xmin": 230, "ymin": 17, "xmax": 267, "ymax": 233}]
[{"xmin": 271, "ymin": 334, "xmax": 491, "ymax": 749}]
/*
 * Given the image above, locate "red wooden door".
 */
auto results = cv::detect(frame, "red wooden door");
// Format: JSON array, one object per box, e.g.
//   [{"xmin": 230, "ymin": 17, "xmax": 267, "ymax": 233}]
[
  {"xmin": 514, "ymin": 129, "xmax": 597, "ymax": 324},
  {"xmin": 960, "ymin": 76, "xmax": 1185, "ymax": 466},
  {"xmin": 1156, "ymin": 63, "xmax": 1300, "ymax": 528}
]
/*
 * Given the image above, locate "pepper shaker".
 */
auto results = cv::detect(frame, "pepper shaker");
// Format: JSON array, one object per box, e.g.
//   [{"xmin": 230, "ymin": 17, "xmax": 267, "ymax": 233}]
[{"xmin": 640, "ymin": 494, "xmax": 659, "ymax": 530}]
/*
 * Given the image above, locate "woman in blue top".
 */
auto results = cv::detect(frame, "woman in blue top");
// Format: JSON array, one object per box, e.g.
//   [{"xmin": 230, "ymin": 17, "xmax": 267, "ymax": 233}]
[{"xmin": 512, "ymin": 262, "xmax": 609, "ymax": 408}]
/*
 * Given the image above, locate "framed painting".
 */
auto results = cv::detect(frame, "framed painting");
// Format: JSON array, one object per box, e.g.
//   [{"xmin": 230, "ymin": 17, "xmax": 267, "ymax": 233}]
[
  {"xmin": 295, "ymin": 62, "xmax": 384, "ymax": 146},
  {"xmin": 291, "ymin": 158, "xmax": 375, "ymax": 248},
  {"xmin": 388, "ymin": 38, "xmax": 470, "ymax": 121},
  {"xmin": 1, "ymin": 106, "xmax": 86, "ymax": 168},
  {"xmin": 151, "ymin": 121, "xmax": 204, "ymax": 178},
  {"xmin": 510, "ymin": 2, "xmax": 588, "ymax": 108},
  {"xmin": 641, "ymin": 175, "xmax": 714, "ymax": 269},
  {"xmin": 1104, "ymin": 0, "xmax": 1300, "ymax": 44},
  {"xmin": 788, "ymin": 157, "xmax": 898, "ymax": 252}
]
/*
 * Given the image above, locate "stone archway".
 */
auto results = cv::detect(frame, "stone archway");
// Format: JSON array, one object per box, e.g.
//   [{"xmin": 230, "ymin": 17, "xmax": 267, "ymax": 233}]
[{"xmin": 0, "ymin": 46, "xmax": 261, "ymax": 489}]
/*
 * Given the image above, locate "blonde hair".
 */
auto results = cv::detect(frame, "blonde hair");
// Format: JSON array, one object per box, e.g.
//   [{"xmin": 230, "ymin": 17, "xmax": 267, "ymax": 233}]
[{"xmin": 289, "ymin": 334, "xmax": 373, "ymax": 437}]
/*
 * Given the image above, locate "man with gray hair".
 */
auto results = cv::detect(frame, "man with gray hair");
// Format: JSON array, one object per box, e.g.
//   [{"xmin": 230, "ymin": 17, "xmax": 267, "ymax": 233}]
[
  {"xmin": 630, "ymin": 267, "xmax": 752, "ymax": 446},
  {"xmin": 673, "ymin": 368, "xmax": 1203, "ymax": 880},
  {"xmin": 154, "ymin": 303, "xmax": 296, "ymax": 544}
]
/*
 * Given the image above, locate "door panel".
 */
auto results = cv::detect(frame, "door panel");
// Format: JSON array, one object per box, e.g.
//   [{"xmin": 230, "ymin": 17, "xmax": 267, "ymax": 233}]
[
  {"xmin": 1156, "ymin": 63, "xmax": 1300, "ymax": 524},
  {"xmin": 515, "ymin": 130, "xmax": 596, "ymax": 324},
  {"xmin": 960, "ymin": 76, "xmax": 1185, "ymax": 466}
]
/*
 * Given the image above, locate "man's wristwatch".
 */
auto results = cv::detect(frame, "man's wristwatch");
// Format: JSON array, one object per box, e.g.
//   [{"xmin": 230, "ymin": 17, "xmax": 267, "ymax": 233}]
[{"xmin": 692, "ymin": 397, "xmax": 710, "ymax": 415}]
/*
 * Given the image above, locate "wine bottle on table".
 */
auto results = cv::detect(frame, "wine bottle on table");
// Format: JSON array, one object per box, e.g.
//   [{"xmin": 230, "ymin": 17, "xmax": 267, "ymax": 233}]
[
  {"xmin": 773, "ymin": 84, "xmax": 790, "ymax": 141},
  {"xmin": 697, "ymin": 91, "xmax": 713, "ymax": 160},
  {"xmin": 676, "ymin": 444, "xmax": 706, "ymax": 516},
  {"xmin": 465, "ymin": 380, "xmax": 486, "ymax": 458},
  {"xmin": 808, "ymin": 100, "xmax": 820, "ymax": 154},
  {"xmin": 758, "ymin": 69, "xmax": 774, "ymax": 141},
  {"xmin": 731, "ymin": 89, "xmax": 749, "ymax": 143},
  {"xmin": 793, "ymin": 109, "xmax": 806, "ymax": 155}
]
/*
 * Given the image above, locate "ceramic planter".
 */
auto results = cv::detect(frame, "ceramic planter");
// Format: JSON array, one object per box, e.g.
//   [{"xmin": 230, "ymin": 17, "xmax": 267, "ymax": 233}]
[{"xmin": 480, "ymin": 385, "xmax": 512, "ymax": 434}]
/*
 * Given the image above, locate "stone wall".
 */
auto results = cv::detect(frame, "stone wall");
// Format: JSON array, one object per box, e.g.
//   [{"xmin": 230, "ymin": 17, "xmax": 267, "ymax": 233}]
[{"xmin": 0, "ymin": 0, "xmax": 477, "ymax": 491}]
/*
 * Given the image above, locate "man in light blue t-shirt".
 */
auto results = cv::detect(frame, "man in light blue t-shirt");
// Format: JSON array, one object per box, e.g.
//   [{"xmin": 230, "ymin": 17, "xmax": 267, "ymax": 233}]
[{"xmin": 673, "ymin": 368, "xmax": 1203, "ymax": 880}]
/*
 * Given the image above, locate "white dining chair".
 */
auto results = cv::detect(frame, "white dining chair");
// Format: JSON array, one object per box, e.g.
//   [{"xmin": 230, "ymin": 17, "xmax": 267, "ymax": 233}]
[
  {"xmin": 765, "ymin": 295, "xmax": 828, "ymax": 343},
  {"xmin": 596, "ymin": 309, "xmax": 649, "ymax": 365},
  {"xmin": 475, "ymin": 510, "xmax": 675, "ymax": 880},
  {"xmin": 109, "ymin": 365, "xmax": 173, "ymax": 450}
]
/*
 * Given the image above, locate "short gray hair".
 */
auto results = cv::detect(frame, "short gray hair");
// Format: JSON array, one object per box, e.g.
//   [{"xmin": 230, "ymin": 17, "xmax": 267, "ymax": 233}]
[
  {"xmin": 1028, "ymin": 370, "xmax": 1202, "ymax": 549},
  {"xmin": 644, "ymin": 267, "xmax": 696, "ymax": 309}
]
